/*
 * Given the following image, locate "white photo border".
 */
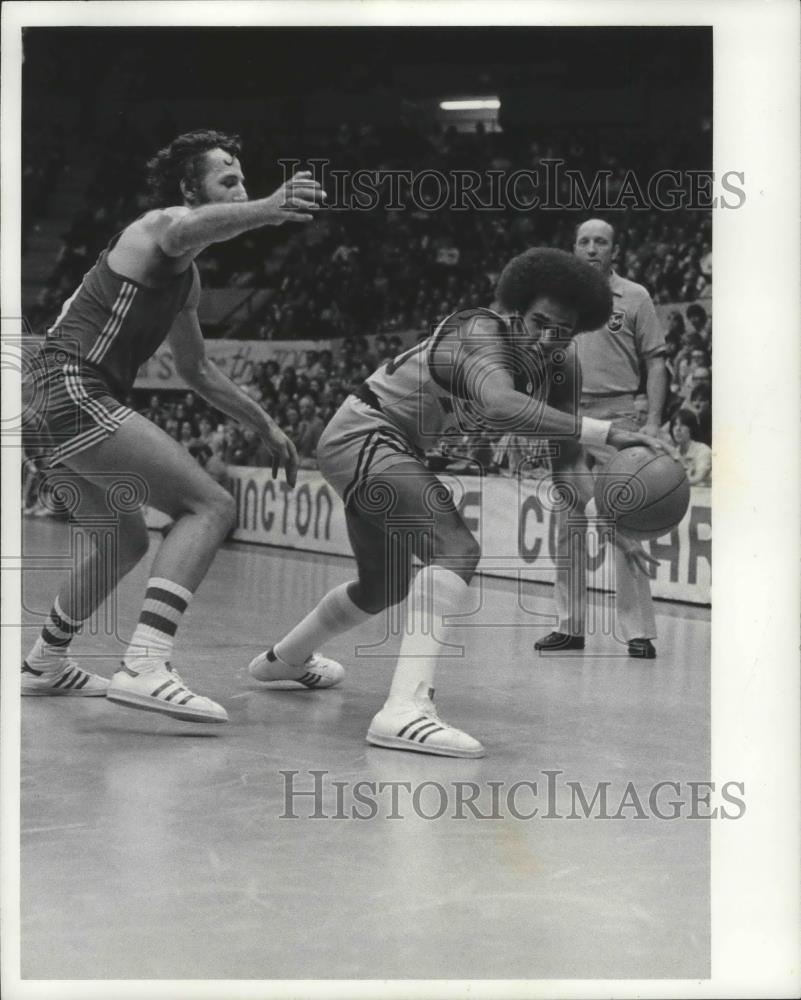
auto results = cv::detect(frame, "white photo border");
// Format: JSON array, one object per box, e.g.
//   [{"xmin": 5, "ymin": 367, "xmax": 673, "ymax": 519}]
[{"xmin": 2, "ymin": 2, "xmax": 799, "ymax": 998}]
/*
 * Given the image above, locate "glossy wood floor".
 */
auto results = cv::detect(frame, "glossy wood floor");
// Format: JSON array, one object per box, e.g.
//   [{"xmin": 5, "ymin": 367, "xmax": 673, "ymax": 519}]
[{"xmin": 19, "ymin": 519, "xmax": 710, "ymax": 981}]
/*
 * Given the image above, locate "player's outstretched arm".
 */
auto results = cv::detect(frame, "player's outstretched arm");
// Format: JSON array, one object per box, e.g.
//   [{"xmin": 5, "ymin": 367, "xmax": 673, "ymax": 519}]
[
  {"xmin": 166, "ymin": 274, "xmax": 298, "ymax": 485},
  {"xmin": 465, "ymin": 351, "xmax": 666, "ymax": 455},
  {"xmin": 156, "ymin": 171, "xmax": 326, "ymax": 257}
]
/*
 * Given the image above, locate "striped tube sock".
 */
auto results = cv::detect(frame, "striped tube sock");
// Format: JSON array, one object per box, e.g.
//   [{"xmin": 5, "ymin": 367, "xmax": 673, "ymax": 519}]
[
  {"xmin": 274, "ymin": 582, "xmax": 373, "ymax": 666},
  {"xmin": 26, "ymin": 597, "xmax": 84, "ymax": 670},
  {"xmin": 124, "ymin": 577, "xmax": 193, "ymax": 674},
  {"xmin": 42, "ymin": 596, "xmax": 83, "ymax": 649}
]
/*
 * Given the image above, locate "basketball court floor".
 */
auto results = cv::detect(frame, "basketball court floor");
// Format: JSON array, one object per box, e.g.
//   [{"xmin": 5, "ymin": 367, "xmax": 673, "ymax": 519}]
[{"xmin": 18, "ymin": 518, "xmax": 710, "ymax": 981}]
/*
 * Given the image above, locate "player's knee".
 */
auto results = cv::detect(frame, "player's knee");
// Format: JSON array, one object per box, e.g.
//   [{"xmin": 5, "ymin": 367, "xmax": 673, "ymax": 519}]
[
  {"xmin": 192, "ymin": 486, "xmax": 236, "ymax": 533},
  {"xmin": 210, "ymin": 488, "xmax": 237, "ymax": 533},
  {"xmin": 434, "ymin": 532, "xmax": 481, "ymax": 582}
]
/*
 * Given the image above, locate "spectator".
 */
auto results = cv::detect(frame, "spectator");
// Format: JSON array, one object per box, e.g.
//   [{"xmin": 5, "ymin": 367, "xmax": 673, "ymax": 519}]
[
  {"xmin": 141, "ymin": 393, "xmax": 163, "ymax": 423},
  {"xmin": 282, "ymin": 404, "xmax": 302, "ymax": 445},
  {"xmin": 688, "ymin": 384, "xmax": 712, "ymax": 446},
  {"xmin": 295, "ymin": 395, "xmax": 325, "ymax": 466},
  {"xmin": 669, "ymin": 408, "xmax": 712, "ymax": 486},
  {"xmin": 685, "ymin": 303, "xmax": 711, "ymax": 344},
  {"xmin": 178, "ymin": 419, "xmax": 198, "ymax": 451},
  {"xmin": 679, "ymin": 348, "xmax": 710, "ymax": 399},
  {"xmin": 220, "ymin": 423, "xmax": 251, "ymax": 465},
  {"xmin": 632, "ymin": 394, "xmax": 650, "ymax": 428}
]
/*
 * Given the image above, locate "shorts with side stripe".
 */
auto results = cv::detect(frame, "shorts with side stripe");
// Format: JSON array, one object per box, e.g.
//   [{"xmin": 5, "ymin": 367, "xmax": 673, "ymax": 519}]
[
  {"xmin": 317, "ymin": 395, "xmax": 427, "ymax": 512},
  {"xmin": 22, "ymin": 346, "xmax": 135, "ymax": 469}
]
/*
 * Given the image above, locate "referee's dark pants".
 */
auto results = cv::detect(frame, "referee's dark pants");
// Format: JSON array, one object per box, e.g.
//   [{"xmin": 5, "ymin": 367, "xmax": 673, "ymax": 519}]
[{"xmin": 554, "ymin": 392, "xmax": 657, "ymax": 643}]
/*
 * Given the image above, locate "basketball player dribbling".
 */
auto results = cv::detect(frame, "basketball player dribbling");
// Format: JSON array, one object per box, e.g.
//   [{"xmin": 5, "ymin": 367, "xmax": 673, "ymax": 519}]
[
  {"xmin": 22, "ymin": 130, "xmax": 326, "ymax": 723},
  {"xmin": 250, "ymin": 248, "xmax": 666, "ymax": 756}
]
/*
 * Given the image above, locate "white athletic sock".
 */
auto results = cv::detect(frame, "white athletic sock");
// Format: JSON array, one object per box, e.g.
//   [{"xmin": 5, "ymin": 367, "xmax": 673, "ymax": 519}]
[
  {"xmin": 274, "ymin": 582, "xmax": 372, "ymax": 667},
  {"xmin": 384, "ymin": 566, "xmax": 471, "ymax": 710},
  {"xmin": 27, "ymin": 596, "xmax": 84, "ymax": 672},
  {"xmin": 124, "ymin": 577, "xmax": 193, "ymax": 674}
]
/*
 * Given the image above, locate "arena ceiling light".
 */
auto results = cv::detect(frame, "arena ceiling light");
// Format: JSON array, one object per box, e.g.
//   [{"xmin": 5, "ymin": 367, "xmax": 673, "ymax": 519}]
[{"xmin": 439, "ymin": 98, "xmax": 501, "ymax": 111}]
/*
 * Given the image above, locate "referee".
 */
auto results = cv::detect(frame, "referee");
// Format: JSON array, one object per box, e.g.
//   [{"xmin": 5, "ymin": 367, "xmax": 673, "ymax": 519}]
[{"xmin": 536, "ymin": 218, "xmax": 668, "ymax": 658}]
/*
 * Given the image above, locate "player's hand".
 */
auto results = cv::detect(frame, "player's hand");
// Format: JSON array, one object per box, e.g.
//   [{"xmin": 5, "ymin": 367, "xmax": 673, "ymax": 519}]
[
  {"xmin": 641, "ymin": 421, "xmax": 661, "ymax": 439},
  {"xmin": 605, "ymin": 528, "xmax": 660, "ymax": 574},
  {"xmin": 259, "ymin": 421, "xmax": 299, "ymax": 487},
  {"xmin": 607, "ymin": 426, "xmax": 667, "ymax": 455},
  {"xmin": 260, "ymin": 171, "xmax": 327, "ymax": 225},
  {"xmin": 610, "ymin": 528, "xmax": 660, "ymax": 575}
]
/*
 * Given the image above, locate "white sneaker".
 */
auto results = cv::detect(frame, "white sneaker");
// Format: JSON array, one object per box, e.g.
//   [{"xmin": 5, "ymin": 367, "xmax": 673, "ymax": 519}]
[
  {"xmin": 248, "ymin": 648, "xmax": 345, "ymax": 689},
  {"xmin": 21, "ymin": 658, "xmax": 109, "ymax": 697},
  {"xmin": 106, "ymin": 662, "xmax": 228, "ymax": 723},
  {"xmin": 366, "ymin": 682, "xmax": 486, "ymax": 758}
]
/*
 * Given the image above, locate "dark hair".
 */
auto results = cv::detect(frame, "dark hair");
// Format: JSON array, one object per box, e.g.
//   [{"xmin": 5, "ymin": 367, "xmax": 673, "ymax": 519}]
[
  {"xmin": 145, "ymin": 130, "xmax": 242, "ymax": 207},
  {"xmin": 685, "ymin": 303, "xmax": 707, "ymax": 323},
  {"xmin": 671, "ymin": 407, "xmax": 700, "ymax": 440},
  {"xmin": 690, "ymin": 383, "xmax": 711, "ymax": 404},
  {"xmin": 495, "ymin": 248, "xmax": 613, "ymax": 332},
  {"xmin": 667, "ymin": 310, "xmax": 686, "ymax": 336}
]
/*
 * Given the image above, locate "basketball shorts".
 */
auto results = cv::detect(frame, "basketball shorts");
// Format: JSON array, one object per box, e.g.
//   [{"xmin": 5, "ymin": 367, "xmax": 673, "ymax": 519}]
[
  {"xmin": 22, "ymin": 346, "xmax": 135, "ymax": 469},
  {"xmin": 317, "ymin": 393, "xmax": 427, "ymax": 512}
]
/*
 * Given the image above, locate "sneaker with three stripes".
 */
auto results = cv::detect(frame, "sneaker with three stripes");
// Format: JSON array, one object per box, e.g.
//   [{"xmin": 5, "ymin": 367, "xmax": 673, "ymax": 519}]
[
  {"xmin": 366, "ymin": 682, "xmax": 486, "ymax": 758},
  {"xmin": 21, "ymin": 657, "xmax": 110, "ymax": 697},
  {"xmin": 106, "ymin": 661, "xmax": 228, "ymax": 723},
  {"xmin": 248, "ymin": 648, "xmax": 345, "ymax": 689}
]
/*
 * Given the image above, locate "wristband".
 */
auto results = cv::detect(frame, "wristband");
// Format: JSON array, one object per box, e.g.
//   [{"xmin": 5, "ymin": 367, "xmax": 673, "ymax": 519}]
[{"xmin": 579, "ymin": 416, "xmax": 612, "ymax": 448}]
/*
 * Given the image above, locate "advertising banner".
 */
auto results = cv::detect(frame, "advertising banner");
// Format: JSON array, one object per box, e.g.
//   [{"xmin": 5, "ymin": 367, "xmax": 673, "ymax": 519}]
[
  {"xmin": 182, "ymin": 468, "xmax": 711, "ymax": 605},
  {"xmin": 135, "ymin": 339, "xmax": 333, "ymax": 389}
]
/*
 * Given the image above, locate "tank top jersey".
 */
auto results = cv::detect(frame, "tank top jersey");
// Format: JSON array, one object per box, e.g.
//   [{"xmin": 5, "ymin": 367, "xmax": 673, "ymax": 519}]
[
  {"xmin": 364, "ymin": 307, "xmax": 579, "ymax": 452},
  {"xmin": 45, "ymin": 230, "xmax": 195, "ymax": 395}
]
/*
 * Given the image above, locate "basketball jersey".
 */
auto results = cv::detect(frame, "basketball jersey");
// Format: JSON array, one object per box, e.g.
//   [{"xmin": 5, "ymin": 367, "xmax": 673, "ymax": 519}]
[
  {"xmin": 364, "ymin": 307, "xmax": 578, "ymax": 452},
  {"xmin": 45, "ymin": 232, "xmax": 195, "ymax": 395}
]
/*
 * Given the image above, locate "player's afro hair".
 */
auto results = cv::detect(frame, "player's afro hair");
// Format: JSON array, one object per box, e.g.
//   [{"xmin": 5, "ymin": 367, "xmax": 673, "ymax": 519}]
[
  {"xmin": 145, "ymin": 130, "xmax": 242, "ymax": 208},
  {"xmin": 495, "ymin": 247, "xmax": 613, "ymax": 333}
]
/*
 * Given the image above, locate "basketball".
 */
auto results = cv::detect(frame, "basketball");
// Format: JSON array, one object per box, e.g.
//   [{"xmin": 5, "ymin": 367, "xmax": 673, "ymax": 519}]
[{"xmin": 594, "ymin": 445, "xmax": 690, "ymax": 540}]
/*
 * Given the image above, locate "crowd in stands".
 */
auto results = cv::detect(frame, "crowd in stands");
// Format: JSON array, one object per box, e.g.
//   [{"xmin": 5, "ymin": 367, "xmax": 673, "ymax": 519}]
[
  {"xmin": 22, "ymin": 113, "xmax": 713, "ymax": 515},
  {"xmin": 23, "ymin": 303, "xmax": 712, "ymax": 519},
  {"xmin": 25, "ymin": 116, "xmax": 711, "ymax": 338},
  {"xmin": 21, "ymin": 120, "xmax": 68, "ymax": 252}
]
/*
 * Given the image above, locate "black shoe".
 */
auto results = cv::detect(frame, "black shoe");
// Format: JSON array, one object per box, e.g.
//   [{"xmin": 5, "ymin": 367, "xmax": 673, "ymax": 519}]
[
  {"xmin": 534, "ymin": 631, "xmax": 585, "ymax": 652},
  {"xmin": 628, "ymin": 638, "xmax": 656, "ymax": 659}
]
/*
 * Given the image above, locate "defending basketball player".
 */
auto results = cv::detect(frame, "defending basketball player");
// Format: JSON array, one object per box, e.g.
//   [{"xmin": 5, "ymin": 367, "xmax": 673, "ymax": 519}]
[
  {"xmin": 21, "ymin": 130, "xmax": 326, "ymax": 722},
  {"xmin": 249, "ymin": 248, "xmax": 666, "ymax": 756}
]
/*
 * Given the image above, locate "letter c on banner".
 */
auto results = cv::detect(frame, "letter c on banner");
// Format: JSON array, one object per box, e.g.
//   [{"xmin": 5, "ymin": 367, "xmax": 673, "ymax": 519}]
[
  {"xmin": 261, "ymin": 479, "xmax": 275, "ymax": 531},
  {"xmin": 519, "ymin": 495, "xmax": 543, "ymax": 562}
]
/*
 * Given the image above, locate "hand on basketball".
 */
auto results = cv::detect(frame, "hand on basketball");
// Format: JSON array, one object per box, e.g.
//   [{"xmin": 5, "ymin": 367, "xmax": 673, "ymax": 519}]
[
  {"xmin": 261, "ymin": 171, "xmax": 327, "ymax": 225},
  {"xmin": 608, "ymin": 426, "xmax": 667, "ymax": 454},
  {"xmin": 260, "ymin": 422, "xmax": 299, "ymax": 487}
]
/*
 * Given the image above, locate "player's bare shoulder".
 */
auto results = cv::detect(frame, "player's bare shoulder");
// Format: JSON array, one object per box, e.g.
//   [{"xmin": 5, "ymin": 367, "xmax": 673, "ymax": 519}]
[
  {"xmin": 136, "ymin": 206, "xmax": 193, "ymax": 253},
  {"xmin": 430, "ymin": 307, "xmax": 511, "ymax": 397},
  {"xmin": 432, "ymin": 306, "xmax": 508, "ymax": 362},
  {"xmin": 108, "ymin": 207, "xmax": 196, "ymax": 281}
]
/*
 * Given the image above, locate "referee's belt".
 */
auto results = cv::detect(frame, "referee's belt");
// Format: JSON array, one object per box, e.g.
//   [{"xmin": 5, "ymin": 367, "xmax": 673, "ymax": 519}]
[
  {"xmin": 580, "ymin": 391, "xmax": 636, "ymax": 400},
  {"xmin": 354, "ymin": 382, "xmax": 384, "ymax": 412}
]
